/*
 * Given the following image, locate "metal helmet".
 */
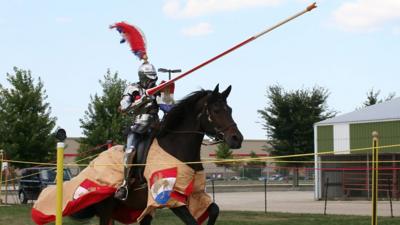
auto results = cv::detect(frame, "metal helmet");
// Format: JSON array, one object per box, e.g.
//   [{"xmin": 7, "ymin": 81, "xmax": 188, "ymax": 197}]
[{"xmin": 138, "ymin": 63, "xmax": 157, "ymax": 83}]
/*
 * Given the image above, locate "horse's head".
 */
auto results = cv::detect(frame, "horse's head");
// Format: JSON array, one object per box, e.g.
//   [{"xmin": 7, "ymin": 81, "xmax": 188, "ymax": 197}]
[{"xmin": 199, "ymin": 84, "xmax": 243, "ymax": 149}]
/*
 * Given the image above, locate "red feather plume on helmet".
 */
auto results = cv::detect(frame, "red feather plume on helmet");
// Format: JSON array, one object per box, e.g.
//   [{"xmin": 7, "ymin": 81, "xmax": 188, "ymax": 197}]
[{"xmin": 110, "ymin": 22, "xmax": 148, "ymax": 61}]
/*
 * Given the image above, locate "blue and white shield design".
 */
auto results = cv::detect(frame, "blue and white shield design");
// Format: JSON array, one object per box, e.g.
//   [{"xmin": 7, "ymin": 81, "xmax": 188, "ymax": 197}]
[{"xmin": 150, "ymin": 177, "xmax": 176, "ymax": 204}]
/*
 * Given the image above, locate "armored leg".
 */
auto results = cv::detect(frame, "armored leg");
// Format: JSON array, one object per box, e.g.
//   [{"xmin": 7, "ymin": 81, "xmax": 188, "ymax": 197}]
[
  {"xmin": 115, "ymin": 133, "xmax": 137, "ymax": 200},
  {"xmin": 135, "ymin": 131, "xmax": 154, "ymax": 184},
  {"xmin": 123, "ymin": 147, "xmax": 136, "ymax": 184},
  {"xmin": 134, "ymin": 134, "xmax": 146, "ymax": 184}
]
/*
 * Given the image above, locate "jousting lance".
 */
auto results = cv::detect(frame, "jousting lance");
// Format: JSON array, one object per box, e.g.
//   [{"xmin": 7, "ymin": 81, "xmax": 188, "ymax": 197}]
[{"xmin": 146, "ymin": 2, "xmax": 317, "ymax": 96}]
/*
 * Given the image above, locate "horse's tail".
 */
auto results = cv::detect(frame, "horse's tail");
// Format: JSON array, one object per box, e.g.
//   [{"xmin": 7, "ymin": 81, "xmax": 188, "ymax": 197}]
[{"xmin": 69, "ymin": 205, "xmax": 96, "ymax": 221}]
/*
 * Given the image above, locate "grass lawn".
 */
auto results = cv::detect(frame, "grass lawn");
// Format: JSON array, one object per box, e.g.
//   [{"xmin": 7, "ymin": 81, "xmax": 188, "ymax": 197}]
[{"xmin": 1, "ymin": 204, "xmax": 400, "ymax": 225}]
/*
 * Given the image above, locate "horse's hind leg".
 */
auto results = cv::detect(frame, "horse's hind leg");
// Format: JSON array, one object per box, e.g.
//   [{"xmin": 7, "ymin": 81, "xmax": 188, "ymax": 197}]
[
  {"xmin": 99, "ymin": 216, "xmax": 113, "ymax": 225},
  {"xmin": 206, "ymin": 203, "xmax": 219, "ymax": 225},
  {"xmin": 140, "ymin": 215, "xmax": 153, "ymax": 225},
  {"xmin": 171, "ymin": 206, "xmax": 198, "ymax": 225}
]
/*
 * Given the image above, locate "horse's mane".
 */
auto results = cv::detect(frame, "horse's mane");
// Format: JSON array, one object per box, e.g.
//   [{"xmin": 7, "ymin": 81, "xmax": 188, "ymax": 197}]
[{"xmin": 159, "ymin": 89, "xmax": 211, "ymax": 136}]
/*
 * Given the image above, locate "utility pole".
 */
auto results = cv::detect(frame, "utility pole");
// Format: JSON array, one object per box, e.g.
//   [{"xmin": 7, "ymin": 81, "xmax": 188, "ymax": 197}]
[
  {"xmin": 0, "ymin": 149, "xmax": 3, "ymax": 204},
  {"xmin": 158, "ymin": 68, "xmax": 181, "ymax": 80}
]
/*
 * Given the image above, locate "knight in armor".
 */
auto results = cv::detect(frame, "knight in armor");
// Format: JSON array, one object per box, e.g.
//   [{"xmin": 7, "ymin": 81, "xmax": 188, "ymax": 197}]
[{"xmin": 115, "ymin": 62, "xmax": 160, "ymax": 200}]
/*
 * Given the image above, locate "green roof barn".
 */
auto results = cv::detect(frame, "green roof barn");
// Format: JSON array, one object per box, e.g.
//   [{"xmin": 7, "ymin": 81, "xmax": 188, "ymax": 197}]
[{"xmin": 314, "ymin": 98, "xmax": 400, "ymax": 199}]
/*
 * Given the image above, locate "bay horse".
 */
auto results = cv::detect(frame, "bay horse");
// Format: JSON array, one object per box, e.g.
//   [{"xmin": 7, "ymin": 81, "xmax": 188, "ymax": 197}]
[{"xmin": 71, "ymin": 84, "xmax": 243, "ymax": 225}]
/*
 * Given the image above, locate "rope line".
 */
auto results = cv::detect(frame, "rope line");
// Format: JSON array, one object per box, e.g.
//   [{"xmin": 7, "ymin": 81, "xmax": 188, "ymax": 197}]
[
  {"xmin": 0, "ymin": 143, "xmax": 107, "ymax": 184},
  {"xmin": 1, "ymin": 143, "xmax": 400, "ymax": 185},
  {"xmin": 2, "ymin": 143, "xmax": 400, "ymax": 167}
]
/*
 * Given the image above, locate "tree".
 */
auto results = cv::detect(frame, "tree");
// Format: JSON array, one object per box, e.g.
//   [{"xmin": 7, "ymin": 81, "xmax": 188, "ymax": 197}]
[
  {"xmin": 215, "ymin": 142, "xmax": 234, "ymax": 179},
  {"xmin": 247, "ymin": 151, "xmax": 266, "ymax": 167},
  {"xmin": 258, "ymin": 85, "xmax": 335, "ymax": 186},
  {"xmin": 215, "ymin": 142, "xmax": 233, "ymax": 165},
  {"xmin": 363, "ymin": 88, "xmax": 395, "ymax": 107},
  {"xmin": 78, "ymin": 70, "xmax": 129, "ymax": 163},
  {"xmin": 0, "ymin": 67, "xmax": 57, "ymax": 167},
  {"xmin": 244, "ymin": 151, "xmax": 266, "ymax": 179}
]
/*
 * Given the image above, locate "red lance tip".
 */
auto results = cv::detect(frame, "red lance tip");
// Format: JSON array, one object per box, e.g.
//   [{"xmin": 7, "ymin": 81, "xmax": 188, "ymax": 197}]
[{"xmin": 307, "ymin": 2, "xmax": 317, "ymax": 11}]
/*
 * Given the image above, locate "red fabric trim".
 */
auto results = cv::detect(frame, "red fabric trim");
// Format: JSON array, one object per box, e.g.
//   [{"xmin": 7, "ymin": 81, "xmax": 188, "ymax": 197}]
[
  {"xmin": 184, "ymin": 179, "xmax": 194, "ymax": 196},
  {"xmin": 79, "ymin": 178, "xmax": 99, "ymax": 189},
  {"xmin": 170, "ymin": 191, "xmax": 187, "ymax": 203},
  {"xmin": 62, "ymin": 184, "xmax": 116, "ymax": 217},
  {"xmin": 31, "ymin": 179, "xmax": 117, "ymax": 225},
  {"xmin": 31, "ymin": 208, "xmax": 54, "ymax": 225},
  {"xmin": 149, "ymin": 167, "xmax": 177, "ymax": 186},
  {"xmin": 197, "ymin": 211, "xmax": 209, "ymax": 225}
]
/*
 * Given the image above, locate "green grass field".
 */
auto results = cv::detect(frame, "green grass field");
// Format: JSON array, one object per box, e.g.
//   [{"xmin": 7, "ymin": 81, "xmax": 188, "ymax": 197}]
[{"xmin": 1, "ymin": 205, "xmax": 400, "ymax": 225}]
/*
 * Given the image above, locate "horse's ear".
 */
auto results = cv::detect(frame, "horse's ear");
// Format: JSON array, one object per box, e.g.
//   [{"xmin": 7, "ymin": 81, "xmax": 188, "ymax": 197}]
[
  {"xmin": 212, "ymin": 84, "xmax": 219, "ymax": 96},
  {"xmin": 221, "ymin": 85, "xmax": 232, "ymax": 99}
]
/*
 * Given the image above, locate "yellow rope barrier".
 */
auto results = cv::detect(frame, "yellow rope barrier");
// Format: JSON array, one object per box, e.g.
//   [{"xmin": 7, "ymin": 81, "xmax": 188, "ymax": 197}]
[
  {"xmin": 1, "ymin": 142, "xmax": 400, "ymax": 184},
  {"xmin": 0, "ymin": 146, "xmax": 103, "ymax": 184}
]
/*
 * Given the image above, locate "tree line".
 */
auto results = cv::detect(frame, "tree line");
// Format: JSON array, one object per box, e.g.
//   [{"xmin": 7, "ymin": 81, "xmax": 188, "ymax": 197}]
[{"xmin": 0, "ymin": 67, "xmax": 396, "ymax": 170}]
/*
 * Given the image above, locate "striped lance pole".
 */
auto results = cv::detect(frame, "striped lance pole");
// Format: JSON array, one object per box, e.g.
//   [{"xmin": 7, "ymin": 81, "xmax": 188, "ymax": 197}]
[{"xmin": 146, "ymin": 2, "xmax": 317, "ymax": 96}]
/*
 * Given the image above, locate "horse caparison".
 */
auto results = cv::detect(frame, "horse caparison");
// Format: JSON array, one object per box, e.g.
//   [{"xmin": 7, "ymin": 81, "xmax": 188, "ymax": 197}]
[{"xmin": 71, "ymin": 84, "xmax": 243, "ymax": 225}]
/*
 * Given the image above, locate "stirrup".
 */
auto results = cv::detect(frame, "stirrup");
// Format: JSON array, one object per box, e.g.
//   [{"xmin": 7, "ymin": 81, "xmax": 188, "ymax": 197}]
[{"xmin": 115, "ymin": 185, "xmax": 129, "ymax": 201}]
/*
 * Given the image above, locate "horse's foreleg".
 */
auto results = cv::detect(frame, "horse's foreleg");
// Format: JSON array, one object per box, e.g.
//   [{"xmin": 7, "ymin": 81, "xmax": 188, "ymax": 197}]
[
  {"xmin": 139, "ymin": 215, "xmax": 153, "ymax": 225},
  {"xmin": 99, "ymin": 216, "xmax": 113, "ymax": 225},
  {"xmin": 95, "ymin": 197, "xmax": 115, "ymax": 225},
  {"xmin": 206, "ymin": 203, "xmax": 219, "ymax": 225},
  {"xmin": 171, "ymin": 206, "xmax": 198, "ymax": 225}
]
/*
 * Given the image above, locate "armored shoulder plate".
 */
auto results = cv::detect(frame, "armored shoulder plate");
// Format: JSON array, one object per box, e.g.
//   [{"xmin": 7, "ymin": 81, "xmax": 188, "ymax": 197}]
[{"xmin": 123, "ymin": 83, "xmax": 142, "ymax": 96}]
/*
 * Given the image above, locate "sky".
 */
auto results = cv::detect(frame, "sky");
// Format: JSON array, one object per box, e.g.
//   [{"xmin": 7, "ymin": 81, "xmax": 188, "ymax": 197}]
[{"xmin": 0, "ymin": 0, "xmax": 399, "ymax": 140}]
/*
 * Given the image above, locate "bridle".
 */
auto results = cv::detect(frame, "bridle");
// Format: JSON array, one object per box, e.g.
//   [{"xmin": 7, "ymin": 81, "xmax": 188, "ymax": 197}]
[
  {"xmin": 164, "ymin": 100, "xmax": 237, "ymax": 145},
  {"xmin": 202, "ymin": 103, "xmax": 237, "ymax": 140}
]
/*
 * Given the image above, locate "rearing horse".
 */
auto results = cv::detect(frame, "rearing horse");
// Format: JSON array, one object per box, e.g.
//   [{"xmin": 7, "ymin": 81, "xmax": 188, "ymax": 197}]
[
  {"xmin": 71, "ymin": 84, "xmax": 243, "ymax": 225},
  {"xmin": 155, "ymin": 84, "xmax": 243, "ymax": 224}
]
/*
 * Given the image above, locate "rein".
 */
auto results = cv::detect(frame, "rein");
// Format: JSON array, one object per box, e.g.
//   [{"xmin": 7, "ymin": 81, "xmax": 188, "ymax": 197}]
[
  {"xmin": 162, "ymin": 101, "xmax": 237, "ymax": 146},
  {"xmin": 163, "ymin": 129, "xmax": 223, "ymax": 146}
]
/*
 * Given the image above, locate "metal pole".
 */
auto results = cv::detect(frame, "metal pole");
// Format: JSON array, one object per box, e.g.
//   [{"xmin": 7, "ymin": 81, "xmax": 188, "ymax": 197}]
[
  {"xmin": 4, "ymin": 167, "xmax": 8, "ymax": 204},
  {"xmin": 371, "ymin": 131, "xmax": 379, "ymax": 225},
  {"xmin": 324, "ymin": 177, "xmax": 329, "ymax": 215},
  {"xmin": 0, "ymin": 149, "xmax": 3, "ymax": 205},
  {"xmin": 367, "ymin": 153, "xmax": 370, "ymax": 200},
  {"xmin": 211, "ymin": 179, "xmax": 215, "ymax": 202},
  {"xmin": 56, "ymin": 142, "xmax": 65, "ymax": 225},
  {"xmin": 146, "ymin": 2, "xmax": 317, "ymax": 96},
  {"xmin": 55, "ymin": 127, "xmax": 67, "ymax": 225},
  {"xmin": 264, "ymin": 178, "xmax": 267, "ymax": 214},
  {"xmin": 388, "ymin": 178, "xmax": 393, "ymax": 218}
]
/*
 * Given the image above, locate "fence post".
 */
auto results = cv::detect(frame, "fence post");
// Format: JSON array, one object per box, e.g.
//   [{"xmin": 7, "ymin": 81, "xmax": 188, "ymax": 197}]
[
  {"xmin": 211, "ymin": 179, "xmax": 215, "ymax": 202},
  {"xmin": 387, "ymin": 178, "xmax": 393, "ymax": 218},
  {"xmin": 4, "ymin": 167, "xmax": 8, "ymax": 204},
  {"xmin": 0, "ymin": 149, "xmax": 3, "ymax": 204},
  {"xmin": 264, "ymin": 178, "xmax": 267, "ymax": 214},
  {"xmin": 55, "ymin": 128, "xmax": 66, "ymax": 225},
  {"xmin": 324, "ymin": 177, "xmax": 329, "ymax": 215},
  {"xmin": 371, "ymin": 131, "xmax": 379, "ymax": 225}
]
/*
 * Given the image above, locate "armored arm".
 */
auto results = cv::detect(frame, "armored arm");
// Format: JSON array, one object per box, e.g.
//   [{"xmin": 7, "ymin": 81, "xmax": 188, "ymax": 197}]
[
  {"xmin": 120, "ymin": 84, "xmax": 152, "ymax": 113},
  {"xmin": 128, "ymin": 95, "xmax": 152, "ymax": 113}
]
